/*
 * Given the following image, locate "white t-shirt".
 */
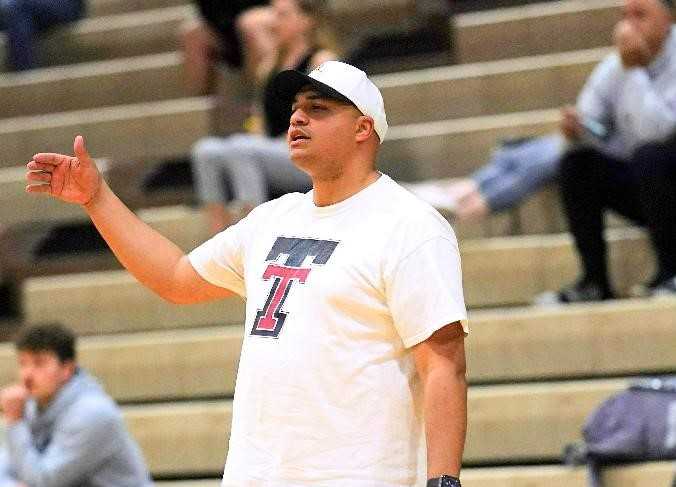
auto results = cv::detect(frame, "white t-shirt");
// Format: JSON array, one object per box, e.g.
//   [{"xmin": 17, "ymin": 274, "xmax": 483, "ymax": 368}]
[{"xmin": 189, "ymin": 174, "xmax": 468, "ymax": 487}]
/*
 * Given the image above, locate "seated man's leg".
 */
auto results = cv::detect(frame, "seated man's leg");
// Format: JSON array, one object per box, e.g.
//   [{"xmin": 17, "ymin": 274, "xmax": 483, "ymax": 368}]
[
  {"xmin": 631, "ymin": 135, "xmax": 676, "ymax": 291},
  {"xmin": 475, "ymin": 133, "xmax": 563, "ymax": 213},
  {"xmin": 555, "ymin": 147, "xmax": 643, "ymax": 302},
  {"xmin": 27, "ymin": 0, "xmax": 83, "ymax": 26},
  {"xmin": 1, "ymin": 0, "xmax": 37, "ymax": 71},
  {"xmin": 1, "ymin": 0, "xmax": 84, "ymax": 71}
]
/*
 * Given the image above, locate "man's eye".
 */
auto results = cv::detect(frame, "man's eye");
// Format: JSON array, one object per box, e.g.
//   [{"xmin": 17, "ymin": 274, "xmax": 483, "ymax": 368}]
[{"xmin": 311, "ymin": 104, "xmax": 326, "ymax": 110}]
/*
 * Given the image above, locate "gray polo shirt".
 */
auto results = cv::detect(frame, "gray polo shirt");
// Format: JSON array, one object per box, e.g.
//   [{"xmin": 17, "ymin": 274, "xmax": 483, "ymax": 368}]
[{"xmin": 577, "ymin": 26, "xmax": 676, "ymax": 159}]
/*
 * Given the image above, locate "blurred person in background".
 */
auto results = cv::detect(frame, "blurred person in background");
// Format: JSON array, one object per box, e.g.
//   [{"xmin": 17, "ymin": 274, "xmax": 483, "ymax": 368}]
[
  {"xmin": 181, "ymin": 0, "xmax": 272, "ymax": 96},
  {"xmin": 0, "ymin": 324, "xmax": 151, "ymax": 487},
  {"xmin": 409, "ymin": 0, "xmax": 676, "ymax": 249},
  {"xmin": 405, "ymin": 133, "xmax": 564, "ymax": 223},
  {"xmin": 191, "ymin": 0, "xmax": 338, "ymax": 234},
  {"xmin": 0, "ymin": 0, "xmax": 86, "ymax": 71},
  {"xmin": 538, "ymin": 0, "xmax": 676, "ymax": 304}
]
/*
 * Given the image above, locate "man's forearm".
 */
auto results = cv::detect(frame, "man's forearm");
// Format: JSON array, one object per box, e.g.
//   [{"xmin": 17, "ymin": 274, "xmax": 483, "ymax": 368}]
[
  {"xmin": 423, "ymin": 366, "xmax": 467, "ymax": 478},
  {"xmin": 84, "ymin": 181, "xmax": 187, "ymax": 302}
]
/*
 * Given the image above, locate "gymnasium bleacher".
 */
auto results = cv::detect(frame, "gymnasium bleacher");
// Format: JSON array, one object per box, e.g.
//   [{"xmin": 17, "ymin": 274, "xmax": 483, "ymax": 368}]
[{"xmin": 0, "ymin": 0, "xmax": 674, "ymax": 485}]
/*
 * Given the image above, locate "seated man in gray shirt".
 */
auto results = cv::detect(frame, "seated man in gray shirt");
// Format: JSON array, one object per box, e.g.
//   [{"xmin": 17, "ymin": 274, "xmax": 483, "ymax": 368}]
[
  {"xmin": 541, "ymin": 0, "xmax": 676, "ymax": 303},
  {"xmin": 0, "ymin": 324, "xmax": 152, "ymax": 487}
]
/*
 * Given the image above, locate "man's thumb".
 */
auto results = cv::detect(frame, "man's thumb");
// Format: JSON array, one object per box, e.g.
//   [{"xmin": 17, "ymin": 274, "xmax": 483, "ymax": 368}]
[{"xmin": 73, "ymin": 135, "xmax": 91, "ymax": 163}]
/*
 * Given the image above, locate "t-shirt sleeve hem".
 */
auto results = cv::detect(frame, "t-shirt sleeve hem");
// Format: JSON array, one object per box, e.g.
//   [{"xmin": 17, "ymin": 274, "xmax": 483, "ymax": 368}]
[
  {"xmin": 402, "ymin": 317, "xmax": 469, "ymax": 349},
  {"xmin": 187, "ymin": 251, "xmax": 245, "ymax": 297}
]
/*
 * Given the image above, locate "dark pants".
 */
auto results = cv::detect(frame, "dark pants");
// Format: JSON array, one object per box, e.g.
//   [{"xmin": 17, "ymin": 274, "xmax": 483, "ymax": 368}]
[
  {"xmin": 559, "ymin": 136, "xmax": 676, "ymax": 292},
  {"xmin": 0, "ymin": 0, "xmax": 84, "ymax": 71}
]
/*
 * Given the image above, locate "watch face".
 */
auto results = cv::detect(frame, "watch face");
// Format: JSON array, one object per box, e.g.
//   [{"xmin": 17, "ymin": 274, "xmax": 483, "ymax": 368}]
[{"xmin": 440, "ymin": 475, "xmax": 461, "ymax": 487}]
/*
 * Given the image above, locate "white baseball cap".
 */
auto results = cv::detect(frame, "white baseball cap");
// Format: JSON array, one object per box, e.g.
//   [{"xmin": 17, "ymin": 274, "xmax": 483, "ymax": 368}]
[{"xmin": 271, "ymin": 61, "xmax": 388, "ymax": 143}]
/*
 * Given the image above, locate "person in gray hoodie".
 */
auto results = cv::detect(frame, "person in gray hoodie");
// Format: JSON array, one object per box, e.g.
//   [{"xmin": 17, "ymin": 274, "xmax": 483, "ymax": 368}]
[{"xmin": 0, "ymin": 323, "xmax": 152, "ymax": 487}]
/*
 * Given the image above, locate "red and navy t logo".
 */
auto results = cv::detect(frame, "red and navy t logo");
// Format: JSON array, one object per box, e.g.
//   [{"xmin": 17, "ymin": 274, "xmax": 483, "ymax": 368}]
[{"xmin": 252, "ymin": 237, "xmax": 339, "ymax": 338}]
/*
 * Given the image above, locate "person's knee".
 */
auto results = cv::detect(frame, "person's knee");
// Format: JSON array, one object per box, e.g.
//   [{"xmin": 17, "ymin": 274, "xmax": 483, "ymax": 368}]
[
  {"xmin": 0, "ymin": 0, "xmax": 24, "ymax": 17},
  {"xmin": 192, "ymin": 137, "xmax": 228, "ymax": 166},
  {"xmin": 559, "ymin": 150, "xmax": 587, "ymax": 177},
  {"xmin": 632, "ymin": 141, "xmax": 673, "ymax": 175},
  {"xmin": 192, "ymin": 135, "xmax": 258, "ymax": 166},
  {"xmin": 236, "ymin": 6, "xmax": 274, "ymax": 36}
]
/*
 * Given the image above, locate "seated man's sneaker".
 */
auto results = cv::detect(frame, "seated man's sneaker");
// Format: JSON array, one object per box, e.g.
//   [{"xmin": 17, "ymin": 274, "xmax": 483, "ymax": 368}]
[
  {"xmin": 534, "ymin": 280, "xmax": 614, "ymax": 306},
  {"xmin": 650, "ymin": 276, "xmax": 676, "ymax": 297}
]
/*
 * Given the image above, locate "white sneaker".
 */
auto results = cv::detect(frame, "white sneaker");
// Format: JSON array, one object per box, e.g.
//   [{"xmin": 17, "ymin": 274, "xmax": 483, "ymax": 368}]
[{"xmin": 404, "ymin": 182, "xmax": 458, "ymax": 212}]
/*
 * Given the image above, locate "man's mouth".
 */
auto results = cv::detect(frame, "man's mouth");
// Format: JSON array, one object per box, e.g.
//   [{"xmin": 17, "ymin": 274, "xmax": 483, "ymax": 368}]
[{"xmin": 289, "ymin": 130, "xmax": 311, "ymax": 142}]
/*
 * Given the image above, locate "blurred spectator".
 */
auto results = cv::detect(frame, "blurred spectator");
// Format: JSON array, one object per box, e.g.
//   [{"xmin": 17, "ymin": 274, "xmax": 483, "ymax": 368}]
[
  {"xmin": 408, "ymin": 0, "xmax": 676, "ymax": 231},
  {"xmin": 538, "ymin": 0, "xmax": 676, "ymax": 304},
  {"xmin": 405, "ymin": 134, "xmax": 564, "ymax": 223},
  {"xmin": 0, "ymin": 324, "xmax": 152, "ymax": 487},
  {"xmin": 181, "ymin": 0, "xmax": 271, "ymax": 96},
  {"xmin": 191, "ymin": 0, "xmax": 337, "ymax": 233},
  {"xmin": 0, "ymin": 0, "xmax": 85, "ymax": 71}
]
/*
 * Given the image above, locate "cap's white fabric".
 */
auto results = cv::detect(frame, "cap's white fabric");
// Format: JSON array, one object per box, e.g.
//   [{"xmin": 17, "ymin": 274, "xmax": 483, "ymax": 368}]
[{"xmin": 308, "ymin": 61, "xmax": 388, "ymax": 143}]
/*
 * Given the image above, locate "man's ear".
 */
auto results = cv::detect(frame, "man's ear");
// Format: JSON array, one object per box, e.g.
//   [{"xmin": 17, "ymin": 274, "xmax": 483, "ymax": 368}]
[
  {"xmin": 355, "ymin": 116, "xmax": 375, "ymax": 142},
  {"xmin": 62, "ymin": 360, "xmax": 76, "ymax": 380}
]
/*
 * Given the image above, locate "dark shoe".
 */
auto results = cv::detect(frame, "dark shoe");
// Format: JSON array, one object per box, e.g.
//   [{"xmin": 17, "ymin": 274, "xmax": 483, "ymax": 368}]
[
  {"xmin": 650, "ymin": 276, "xmax": 676, "ymax": 297},
  {"xmin": 534, "ymin": 280, "xmax": 614, "ymax": 305}
]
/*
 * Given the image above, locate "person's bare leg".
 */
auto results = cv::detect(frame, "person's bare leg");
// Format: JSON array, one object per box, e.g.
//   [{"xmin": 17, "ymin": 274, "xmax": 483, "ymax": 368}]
[
  {"xmin": 454, "ymin": 191, "xmax": 490, "ymax": 223},
  {"xmin": 236, "ymin": 6, "xmax": 276, "ymax": 83},
  {"xmin": 204, "ymin": 203, "xmax": 232, "ymax": 234},
  {"xmin": 445, "ymin": 178, "xmax": 478, "ymax": 202},
  {"xmin": 180, "ymin": 19, "xmax": 220, "ymax": 96},
  {"xmin": 205, "ymin": 202, "xmax": 254, "ymax": 235}
]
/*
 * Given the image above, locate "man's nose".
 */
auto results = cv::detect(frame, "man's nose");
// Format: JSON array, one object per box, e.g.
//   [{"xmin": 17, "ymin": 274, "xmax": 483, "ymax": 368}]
[{"xmin": 290, "ymin": 108, "xmax": 308, "ymax": 126}]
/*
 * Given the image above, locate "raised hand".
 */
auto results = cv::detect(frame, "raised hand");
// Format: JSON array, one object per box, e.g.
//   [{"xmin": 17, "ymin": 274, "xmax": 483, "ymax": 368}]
[
  {"xmin": 560, "ymin": 105, "xmax": 583, "ymax": 141},
  {"xmin": 25, "ymin": 135, "xmax": 102, "ymax": 206}
]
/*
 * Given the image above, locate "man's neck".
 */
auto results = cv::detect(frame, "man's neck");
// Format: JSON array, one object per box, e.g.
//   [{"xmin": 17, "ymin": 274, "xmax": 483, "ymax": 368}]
[{"xmin": 312, "ymin": 167, "xmax": 381, "ymax": 207}]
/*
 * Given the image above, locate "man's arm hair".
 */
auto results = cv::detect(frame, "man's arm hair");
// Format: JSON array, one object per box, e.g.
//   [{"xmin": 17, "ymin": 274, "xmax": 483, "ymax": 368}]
[
  {"xmin": 413, "ymin": 322, "xmax": 467, "ymax": 479},
  {"xmin": 84, "ymin": 180, "xmax": 233, "ymax": 304}
]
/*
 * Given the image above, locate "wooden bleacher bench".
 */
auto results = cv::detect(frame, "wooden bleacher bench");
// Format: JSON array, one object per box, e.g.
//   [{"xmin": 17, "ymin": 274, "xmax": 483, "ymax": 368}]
[
  {"xmin": 154, "ymin": 462, "xmax": 676, "ymax": 486},
  {"xmin": 454, "ymin": 0, "xmax": 621, "ymax": 63},
  {"xmin": 2, "ymin": 300, "xmax": 675, "ymax": 398}
]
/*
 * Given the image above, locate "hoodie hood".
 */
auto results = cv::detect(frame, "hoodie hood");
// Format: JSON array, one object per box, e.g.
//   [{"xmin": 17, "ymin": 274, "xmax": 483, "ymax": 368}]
[{"xmin": 24, "ymin": 368, "xmax": 104, "ymax": 452}]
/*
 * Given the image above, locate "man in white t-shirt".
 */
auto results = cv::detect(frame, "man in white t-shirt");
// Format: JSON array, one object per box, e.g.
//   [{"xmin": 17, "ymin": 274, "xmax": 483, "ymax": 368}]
[{"xmin": 25, "ymin": 61, "xmax": 468, "ymax": 487}]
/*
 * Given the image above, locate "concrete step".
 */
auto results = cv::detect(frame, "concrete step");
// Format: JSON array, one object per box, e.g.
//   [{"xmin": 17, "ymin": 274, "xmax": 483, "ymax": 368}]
[
  {"xmin": 0, "ymin": 6, "xmax": 195, "ymax": 71},
  {"xmin": 0, "ymin": 47, "xmax": 604, "ymax": 122},
  {"xmin": 4, "ymin": 299, "xmax": 675, "ymax": 402},
  {"xmin": 0, "ymin": 102, "xmax": 553, "ymax": 184},
  {"xmin": 0, "ymin": 53, "xmax": 184, "ymax": 119},
  {"xmin": 0, "ymin": 326, "xmax": 242, "ymax": 402},
  {"xmin": 124, "ymin": 400, "xmax": 231, "ymax": 476},
  {"xmin": 89, "ymin": 0, "xmax": 188, "ymax": 18},
  {"xmin": 119, "ymin": 379, "xmax": 629, "ymax": 475},
  {"xmin": 22, "ymin": 228, "xmax": 656, "ymax": 335},
  {"xmin": 375, "ymin": 48, "xmax": 607, "ymax": 126},
  {"xmin": 155, "ymin": 462, "xmax": 676, "ymax": 487},
  {"xmin": 378, "ymin": 109, "xmax": 560, "ymax": 181},
  {"xmin": 0, "ymin": 97, "xmax": 213, "ymax": 169},
  {"xmin": 23, "ymin": 269, "xmax": 245, "ymax": 337},
  {"xmin": 1, "ymin": 166, "xmax": 87, "ymax": 226},
  {"xmin": 454, "ymin": 0, "xmax": 621, "ymax": 64},
  {"xmin": 462, "ymin": 227, "xmax": 653, "ymax": 307},
  {"xmin": 467, "ymin": 299, "xmax": 676, "ymax": 382}
]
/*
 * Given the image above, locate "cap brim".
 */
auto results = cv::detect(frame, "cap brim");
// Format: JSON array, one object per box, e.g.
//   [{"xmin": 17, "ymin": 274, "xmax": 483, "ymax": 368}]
[{"xmin": 271, "ymin": 69, "xmax": 355, "ymax": 111}]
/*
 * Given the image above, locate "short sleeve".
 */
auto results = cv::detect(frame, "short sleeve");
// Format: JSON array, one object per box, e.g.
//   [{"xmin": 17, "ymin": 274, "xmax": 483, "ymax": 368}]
[
  {"xmin": 188, "ymin": 218, "xmax": 249, "ymax": 297},
  {"xmin": 386, "ymin": 236, "xmax": 468, "ymax": 348}
]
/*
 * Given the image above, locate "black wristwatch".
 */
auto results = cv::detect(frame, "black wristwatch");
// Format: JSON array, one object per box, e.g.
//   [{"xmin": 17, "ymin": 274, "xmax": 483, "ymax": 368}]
[{"xmin": 427, "ymin": 475, "xmax": 461, "ymax": 487}]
